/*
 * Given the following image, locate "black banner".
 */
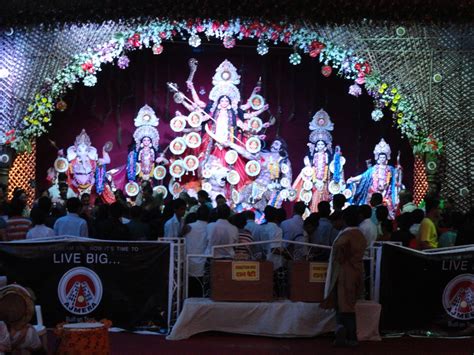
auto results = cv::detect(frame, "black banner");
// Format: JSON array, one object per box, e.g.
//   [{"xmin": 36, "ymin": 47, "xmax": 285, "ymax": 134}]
[
  {"xmin": 0, "ymin": 239, "xmax": 170, "ymax": 328},
  {"xmin": 380, "ymin": 244, "xmax": 474, "ymax": 331}
]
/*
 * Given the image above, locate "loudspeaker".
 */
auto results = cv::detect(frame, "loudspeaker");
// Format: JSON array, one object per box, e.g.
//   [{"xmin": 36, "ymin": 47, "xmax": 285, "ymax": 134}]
[{"xmin": 0, "ymin": 145, "xmax": 15, "ymax": 168}]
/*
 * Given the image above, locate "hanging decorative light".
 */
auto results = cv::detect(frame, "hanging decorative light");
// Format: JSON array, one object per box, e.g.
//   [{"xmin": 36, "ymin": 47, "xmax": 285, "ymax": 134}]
[
  {"xmin": 188, "ymin": 34, "xmax": 201, "ymax": 48},
  {"xmin": 152, "ymin": 43, "xmax": 164, "ymax": 55},
  {"xmin": 321, "ymin": 65, "xmax": 332, "ymax": 77},
  {"xmin": 371, "ymin": 109, "xmax": 384, "ymax": 122},
  {"xmin": 289, "ymin": 52, "xmax": 301, "ymax": 65},
  {"xmin": 256, "ymin": 42, "xmax": 269, "ymax": 56},
  {"xmin": 56, "ymin": 100, "xmax": 67, "ymax": 112},
  {"xmin": 223, "ymin": 36, "xmax": 236, "ymax": 49},
  {"xmin": 348, "ymin": 83, "xmax": 362, "ymax": 97}
]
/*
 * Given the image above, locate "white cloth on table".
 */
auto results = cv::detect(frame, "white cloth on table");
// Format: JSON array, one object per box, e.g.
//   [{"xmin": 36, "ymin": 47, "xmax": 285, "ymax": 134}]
[
  {"xmin": 205, "ymin": 219, "xmax": 238, "ymax": 259},
  {"xmin": 185, "ymin": 220, "xmax": 208, "ymax": 277},
  {"xmin": 26, "ymin": 224, "xmax": 55, "ymax": 239},
  {"xmin": 167, "ymin": 298, "xmax": 336, "ymax": 340},
  {"xmin": 53, "ymin": 213, "xmax": 88, "ymax": 237}
]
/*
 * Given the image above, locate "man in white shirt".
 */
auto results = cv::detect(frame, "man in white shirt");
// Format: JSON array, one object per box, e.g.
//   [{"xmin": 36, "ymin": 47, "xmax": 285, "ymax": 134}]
[
  {"xmin": 281, "ymin": 201, "xmax": 305, "ymax": 246},
  {"xmin": 257, "ymin": 206, "xmax": 284, "ymax": 270},
  {"xmin": 48, "ymin": 173, "xmax": 77, "ymax": 200},
  {"xmin": 53, "ymin": 198, "xmax": 88, "ymax": 237},
  {"xmin": 206, "ymin": 204, "xmax": 238, "ymax": 259},
  {"xmin": 358, "ymin": 204, "xmax": 378, "ymax": 248},
  {"xmin": 399, "ymin": 190, "xmax": 417, "ymax": 214},
  {"xmin": 185, "ymin": 206, "xmax": 210, "ymax": 297},
  {"xmin": 26, "ymin": 208, "xmax": 55, "ymax": 239},
  {"xmin": 163, "ymin": 198, "xmax": 187, "ymax": 239}
]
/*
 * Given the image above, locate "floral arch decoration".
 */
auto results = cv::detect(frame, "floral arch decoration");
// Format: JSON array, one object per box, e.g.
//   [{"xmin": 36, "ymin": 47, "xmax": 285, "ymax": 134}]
[{"xmin": 10, "ymin": 18, "xmax": 442, "ymax": 158}]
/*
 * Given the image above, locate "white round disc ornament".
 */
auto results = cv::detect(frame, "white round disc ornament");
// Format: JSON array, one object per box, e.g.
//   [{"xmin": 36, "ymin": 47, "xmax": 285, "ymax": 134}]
[
  {"xmin": 54, "ymin": 157, "xmax": 68, "ymax": 173},
  {"xmin": 245, "ymin": 160, "xmax": 261, "ymax": 177},
  {"xmin": 169, "ymin": 137, "xmax": 187, "ymax": 155}
]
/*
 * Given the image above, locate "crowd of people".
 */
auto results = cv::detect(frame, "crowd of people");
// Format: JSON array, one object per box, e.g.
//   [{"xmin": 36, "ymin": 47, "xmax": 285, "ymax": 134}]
[
  {"xmin": 1, "ymin": 180, "xmax": 473, "ymax": 348},
  {"xmin": 1, "ymin": 181, "xmax": 473, "ymax": 256}
]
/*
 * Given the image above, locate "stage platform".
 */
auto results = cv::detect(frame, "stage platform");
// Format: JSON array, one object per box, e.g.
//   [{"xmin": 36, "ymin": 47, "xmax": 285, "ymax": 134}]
[{"xmin": 167, "ymin": 298, "xmax": 336, "ymax": 340}]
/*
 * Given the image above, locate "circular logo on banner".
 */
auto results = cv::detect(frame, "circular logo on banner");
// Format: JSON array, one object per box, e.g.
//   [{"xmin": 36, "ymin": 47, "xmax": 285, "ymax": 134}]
[
  {"xmin": 58, "ymin": 267, "xmax": 103, "ymax": 315},
  {"xmin": 442, "ymin": 274, "xmax": 474, "ymax": 320}
]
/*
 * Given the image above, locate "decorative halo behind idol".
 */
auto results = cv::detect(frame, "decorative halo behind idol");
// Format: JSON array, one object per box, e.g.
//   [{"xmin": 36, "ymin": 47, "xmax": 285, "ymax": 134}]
[
  {"xmin": 225, "ymin": 150, "xmax": 238, "ymax": 165},
  {"xmin": 300, "ymin": 189, "xmax": 312, "ymax": 203},
  {"xmin": 248, "ymin": 117, "xmax": 263, "ymax": 133},
  {"xmin": 246, "ymin": 136, "xmax": 261, "ymax": 154},
  {"xmin": 202, "ymin": 182, "xmax": 212, "ymax": 192},
  {"xmin": 170, "ymin": 116, "xmax": 186, "ymax": 132},
  {"xmin": 280, "ymin": 189, "xmax": 290, "ymax": 200},
  {"xmin": 226, "ymin": 170, "xmax": 240, "ymax": 185},
  {"xmin": 125, "ymin": 181, "xmax": 140, "ymax": 197},
  {"xmin": 54, "ymin": 157, "xmax": 68, "ymax": 172},
  {"xmin": 280, "ymin": 177, "xmax": 291, "ymax": 188},
  {"xmin": 170, "ymin": 160, "xmax": 185, "ymax": 179},
  {"xmin": 245, "ymin": 160, "xmax": 261, "ymax": 177},
  {"xmin": 302, "ymin": 166, "xmax": 313, "ymax": 180},
  {"xmin": 153, "ymin": 165, "xmax": 167, "ymax": 180},
  {"xmin": 169, "ymin": 137, "xmax": 186, "ymax": 155},
  {"xmin": 187, "ymin": 112, "xmax": 202, "ymax": 128},
  {"xmin": 232, "ymin": 189, "xmax": 240, "ymax": 204},
  {"xmin": 153, "ymin": 185, "xmax": 168, "ymax": 199},
  {"xmin": 343, "ymin": 188, "xmax": 353, "ymax": 199},
  {"xmin": 328, "ymin": 180, "xmax": 342, "ymax": 194},
  {"xmin": 303, "ymin": 180, "xmax": 313, "ymax": 191},
  {"xmin": 185, "ymin": 132, "xmax": 201, "ymax": 148},
  {"xmin": 184, "ymin": 155, "xmax": 199, "ymax": 172},
  {"xmin": 170, "ymin": 181, "xmax": 182, "ymax": 198},
  {"xmin": 288, "ymin": 189, "xmax": 297, "ymax": 201},
  {"xmin": 249, "ymin": 94, "xmax": 265, "ymax": 110}
]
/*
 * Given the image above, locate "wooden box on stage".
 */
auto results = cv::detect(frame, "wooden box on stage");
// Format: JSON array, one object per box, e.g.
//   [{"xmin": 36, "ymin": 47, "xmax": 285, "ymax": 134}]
[
  {"xmin": 211, "ymin": 260, "xmax": 273, "ymax": 302},
  {"xmin": 289, "ymin": 261, "xmax": 328, "ymax": 302}
]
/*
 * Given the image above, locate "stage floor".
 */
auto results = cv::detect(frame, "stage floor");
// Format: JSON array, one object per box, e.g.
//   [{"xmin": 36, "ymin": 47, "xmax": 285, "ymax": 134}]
[
  {"xmin": 45, "ymin": 330, "xmax": 472, "ymax": 355},
  {"xmin": 167, "ymin": 297, "xmax": 336, "ymax": 340}
]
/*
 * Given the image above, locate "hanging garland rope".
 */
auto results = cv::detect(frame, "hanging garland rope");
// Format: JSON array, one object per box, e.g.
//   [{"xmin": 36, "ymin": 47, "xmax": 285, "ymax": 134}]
[{"xmin": 10, "ymin": 18, "xmax": 442, "ymax": 156}]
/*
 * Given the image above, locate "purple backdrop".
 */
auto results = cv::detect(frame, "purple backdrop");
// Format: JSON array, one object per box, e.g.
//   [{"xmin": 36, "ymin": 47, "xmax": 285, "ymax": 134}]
[{"xmin": 36, "ymin": 41, "xmax": 413, "ymax": 194}]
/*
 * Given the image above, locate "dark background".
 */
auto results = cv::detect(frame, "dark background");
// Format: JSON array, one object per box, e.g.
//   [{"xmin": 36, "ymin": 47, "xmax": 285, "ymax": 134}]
[{"xmin": 36, "ymin": 40, "xmax": 413, "ymax": 193}]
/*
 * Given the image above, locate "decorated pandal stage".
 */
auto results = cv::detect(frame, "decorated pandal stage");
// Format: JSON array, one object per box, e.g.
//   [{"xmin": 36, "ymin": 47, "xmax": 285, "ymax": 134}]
[{"xmin": 49, "ymin": 58, "xmax": 403, "ymax": 215}]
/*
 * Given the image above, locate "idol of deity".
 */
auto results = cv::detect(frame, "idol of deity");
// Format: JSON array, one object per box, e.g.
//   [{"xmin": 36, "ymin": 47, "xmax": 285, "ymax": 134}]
[
  {"xmin": 347, "ymin": 138, "xmax": 402, "ymax": 215},
  {"xmin": 52, "ymin": 129, "xmax": 115, "ymax": 203},
  {"xmin": 232, "ymin": 137, "xmax": 293, "ymax": 210},
  {"xmin": 125, "ymin": 105, "xmax": 168, "ymax": 197},
  {"xmin": 292, "ymin": 109, "xmax": 346, "ymax": 212},
  {"xmin": 167, "ymin": 59, "xmax": 273, "ymax": 201}
]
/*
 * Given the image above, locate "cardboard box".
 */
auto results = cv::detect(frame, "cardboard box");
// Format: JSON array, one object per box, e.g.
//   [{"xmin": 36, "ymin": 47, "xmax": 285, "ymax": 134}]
[
  {"xmin": 289, "ymin": 261, "xmax": 328, "ymax": 302},
  {"xmin": 211, "ymin": 260, "xmax": 273, "ymax": 301}
]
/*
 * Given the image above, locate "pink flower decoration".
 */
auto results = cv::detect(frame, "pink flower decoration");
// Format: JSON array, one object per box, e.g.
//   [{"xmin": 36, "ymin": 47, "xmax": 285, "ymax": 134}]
[
  {"xmin": 152, "ymin": 44, "xmax": 164, "ymax": 55},
  {"xmin": 321, "ymin": 65, "xmax": 332, "ymax": 77},
  {"xmin": 223, "ymin": 36, "xmax": 236, "ymax": 49}
]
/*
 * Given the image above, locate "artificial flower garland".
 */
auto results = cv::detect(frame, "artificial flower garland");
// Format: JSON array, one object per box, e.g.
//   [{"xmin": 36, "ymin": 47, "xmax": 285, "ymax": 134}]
[{"xmin": 9, "ymin": 18, "xmax": 441, "ymax": 156}]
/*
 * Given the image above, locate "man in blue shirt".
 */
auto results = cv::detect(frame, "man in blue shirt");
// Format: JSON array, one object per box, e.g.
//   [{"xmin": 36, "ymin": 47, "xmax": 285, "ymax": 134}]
[{"xmin": 54, "ymin": 198, "xmax": 88, "ymax": 237}]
